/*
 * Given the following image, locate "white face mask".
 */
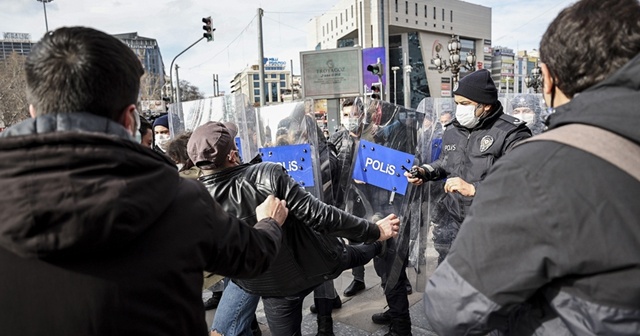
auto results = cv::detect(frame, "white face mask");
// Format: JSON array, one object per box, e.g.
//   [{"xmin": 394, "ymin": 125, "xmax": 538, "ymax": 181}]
[
  {"xmin": 456, "ymin": 104, "xmax": 480, "ymax": 129},
  {"xmin": 342, "ymin": 117, "xmax": 360, "ymax": 133},
  {"xmin": 155, "ymin": 134, "xmax": 170, "ymax": 152},
  {"xmin": 513, "ymin": 113, "xmax": 536, "ymax": 126}
]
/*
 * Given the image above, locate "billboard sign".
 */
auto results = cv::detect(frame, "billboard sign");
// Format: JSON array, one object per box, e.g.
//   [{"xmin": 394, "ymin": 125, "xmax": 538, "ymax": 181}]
[{"xmin": 300, "ymin": 48, "xmax": 363, "ymax": 99}]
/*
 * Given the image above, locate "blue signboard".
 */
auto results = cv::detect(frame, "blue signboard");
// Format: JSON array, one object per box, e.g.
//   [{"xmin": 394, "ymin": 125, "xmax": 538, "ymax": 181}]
[
  {"xmin": 351, "ymin": 140, "xmax": 414, "ymax": 195},
  {"xmin": 259, "ymin": 144, "xmax": 315, "ymax": 187}
]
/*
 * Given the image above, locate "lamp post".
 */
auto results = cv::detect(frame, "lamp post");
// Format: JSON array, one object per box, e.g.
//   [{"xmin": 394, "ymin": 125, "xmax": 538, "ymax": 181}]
[
  {"xmin": 391, "ymin": 66, "xmax": 400, "ymax": 105},
  {"xmin": 431, "ymin": 34, "xmax": 476, "ymax": 89},
  {"xmin": 36, "ymin": 0, "xmax": 54, "ymax": 32},
  {"xmin": 524, "ymin": 60, "xmax": 543, "ymax": 93}
]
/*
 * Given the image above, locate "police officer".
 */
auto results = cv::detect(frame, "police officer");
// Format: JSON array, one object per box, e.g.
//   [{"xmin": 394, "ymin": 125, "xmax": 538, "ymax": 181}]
[{"xmin": 406, "ymin": 69, "xmax": 531, "ymax": 264}]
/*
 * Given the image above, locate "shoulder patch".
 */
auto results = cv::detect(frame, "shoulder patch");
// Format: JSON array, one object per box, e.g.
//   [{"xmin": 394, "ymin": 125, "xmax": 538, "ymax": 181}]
[{"xmin": 499, "ymin": 113, "xmax": 526, "ymax": 125}]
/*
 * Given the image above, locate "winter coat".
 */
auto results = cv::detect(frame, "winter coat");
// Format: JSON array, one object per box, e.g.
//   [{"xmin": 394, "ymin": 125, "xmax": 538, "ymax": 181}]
[
  {"xmin": 199, "ymin": 158, "xmax": 381, "ymax": 296},
  {"xmin": 0, "ymin": 112, "xmax": 282, "ymax": 336},
  {"xmin": 422, "ymin": 102, "xmax": 531, "ymax": 223},
  {"xmin": 424, "ymin": 53, "xmax": 640, "ymax": 335}
]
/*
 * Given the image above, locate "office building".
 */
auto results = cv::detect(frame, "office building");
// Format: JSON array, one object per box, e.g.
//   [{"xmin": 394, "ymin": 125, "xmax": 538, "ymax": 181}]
[
  {"xmin": 0, "ymin": 32, "xmax": 34, "ymax": 60},
  {"xmin": 230, "ymin": 58, "xmax": 298, "ymax": 106},
  {"xmin": 307, "ymin": 0, "xmax": 492, "ymax": 107}
]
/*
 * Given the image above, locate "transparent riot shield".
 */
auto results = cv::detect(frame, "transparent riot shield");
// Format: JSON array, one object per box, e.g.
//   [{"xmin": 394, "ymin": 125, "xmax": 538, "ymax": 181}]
[
  {"xmin": 244, "ymin": 100, "xmax": 325, "ymax": 201},
  {"xmin": 332, "ymin": 99, "xmax": 424, "ymax": 294},
  {"xmin": 412, "ymin": 97, "xmax": 455, "ymax": 291},
  {"xmin": 504, "ymin": 93, "xmax": 548, "ymax": 135},
  {"xmin": 168, "ymin": 94, "xmax": 254, "ymax": 163}
]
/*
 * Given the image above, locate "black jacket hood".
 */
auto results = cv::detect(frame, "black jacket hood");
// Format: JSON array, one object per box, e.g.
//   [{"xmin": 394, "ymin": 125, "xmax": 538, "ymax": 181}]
[
  {"xmin": 547, "ymin": 53, "xmax": 640, "ymax": 144},
  {"xmin": 0, "ymin": 112, "xmax": 180, "ymax": 259}
]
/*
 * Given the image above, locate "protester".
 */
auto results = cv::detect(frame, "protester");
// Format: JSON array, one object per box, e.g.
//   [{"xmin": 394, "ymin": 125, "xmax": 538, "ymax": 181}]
[
  {"xmin": 139, "ymin": 116, "xmax": 153, "ymax": 148},
  {"xmin": 153, "ymin": 114, "xmax": 170, "ymax": 153},
  {"xmin": 423, "ymin": 0, "xmax": 640, "ymax": 334},
  {"xmin": 165, "ymin": 131, "xmax": 228, "ymax": 311},
  {"xmin": 187, "ymin": 121, "xmax": 400, "ymax": 336},
  {"xmin": 0, "ymin": 26, "xmax": 289, "ymax": 336},
  {"xmin": 405, "ymin": 69, "xmax": 531, "ymax": 264}
]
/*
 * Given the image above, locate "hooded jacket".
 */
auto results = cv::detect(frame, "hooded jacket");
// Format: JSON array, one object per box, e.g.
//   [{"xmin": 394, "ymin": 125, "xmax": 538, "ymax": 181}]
[
  {"xmin": 199, "ymin": 158, "xmax": 381, "ymax": 296},
  {"xmin": 0, "ymin": 112, "xmax": 282, "ymax": 336},
  {"xmin": 424, "ymin": 54, "xmax": 640, "ymax": 335}
]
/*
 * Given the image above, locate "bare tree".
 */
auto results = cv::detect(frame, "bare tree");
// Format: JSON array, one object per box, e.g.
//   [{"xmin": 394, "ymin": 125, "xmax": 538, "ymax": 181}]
[
  {"xmin": 178, "ymin": 80, "xmax": 205, "ymax": 102},
  {"xmin": 139, "ymin": 73, "xmax": 164, "ymax": 101},
  {"xmin": 0, "ymin": 52, "xmax": 29, "ymax": 128}
]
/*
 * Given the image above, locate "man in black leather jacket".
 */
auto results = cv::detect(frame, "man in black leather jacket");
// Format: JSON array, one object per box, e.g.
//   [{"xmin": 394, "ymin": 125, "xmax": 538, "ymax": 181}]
[
  {"xmin": 188, "ymin": 121, "xmax": 400, "ymax": 336},
  {"xmin": 406, "ymin": 69, "xmax": 531, "ymax": 264}
]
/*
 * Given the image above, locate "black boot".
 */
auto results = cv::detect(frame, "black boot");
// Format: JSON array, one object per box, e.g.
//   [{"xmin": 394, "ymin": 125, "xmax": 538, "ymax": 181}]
[
  {"xmin": 310, "ymin": 296, "xmax": 342, "ymax": 314},
  {"xmin": 316, "ymin": 315, "xmax": 335, "ymax": 336},
  {"xmin": 384, "ymin": 317, "xmax": 412, "ymax": 336}
]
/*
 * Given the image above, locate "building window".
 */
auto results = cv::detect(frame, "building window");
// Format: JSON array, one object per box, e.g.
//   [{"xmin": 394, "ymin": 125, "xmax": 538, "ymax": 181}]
[
  {"xmin": 254, "ymin": 97, "xmax": 260, "ymax": 103},
  {"xmin": 280, "ymin": 74, "xmax": 286, "ymax": 80},
  {"xmin": 280, "ymin": 81, "xmax": 286, "ymax": 88},
  {"xmin": 254, "ymin": 89, "xmax": 260, "ymax": 96},
  {"xmin": 415, "ymin": 3, "xmax": 418, "ymax": 16},
  {"xmin": 424, "ymin": 5, "xmax": 427, "ymax": 18},
  {"xmin": 433, "ymin": 7, "xmax": 436, "ymax": 20},
  {"xmin": 351, "ymin": 5, "xmax": 354, "ymax": 18},
  {"xmin": 271, "ymin": 74, "xmax": 277, "ymax": 79},
  {"xmin": 395, "ymin": 0, "xmax": 398, "ymax": 13},
  {"xmin": 442, "ymin": 8, "xmax": 445, "ymax": 21},
  {"xmin": 451, "ymin": 10, "xmax": 453, "ymax": 22},
  {"xmin": 405, "ymin": 1, "xmax": 408, "ymax": 15},
  {"xmin": 340, "ymin": 13, "xmax": 343, "ymax": 25},
  {"xmin": 253, "ymin": 82, "xmax": 260, "ymax": 88}
]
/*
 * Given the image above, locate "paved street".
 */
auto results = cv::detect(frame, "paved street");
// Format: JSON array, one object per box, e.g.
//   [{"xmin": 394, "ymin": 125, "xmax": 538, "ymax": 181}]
[{"xmin": 206, "ymin": 235, "xmax": 441, "ymax": 336}]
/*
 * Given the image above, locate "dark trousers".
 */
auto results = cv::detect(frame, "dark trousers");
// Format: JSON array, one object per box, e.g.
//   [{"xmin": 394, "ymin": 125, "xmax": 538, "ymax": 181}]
[
  {"xmin": 374, "ymin": 238, "xmax": 411, "ymax": 320},
  {"xmin": 262, "ymin": 242, "xmax": 378, "ymax": 335}
]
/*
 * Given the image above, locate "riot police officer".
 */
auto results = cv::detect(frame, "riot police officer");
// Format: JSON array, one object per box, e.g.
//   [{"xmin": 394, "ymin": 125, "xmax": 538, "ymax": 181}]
[{"xmin": 406, "ymin": 69, "xmax": 531, "ymax": 264}]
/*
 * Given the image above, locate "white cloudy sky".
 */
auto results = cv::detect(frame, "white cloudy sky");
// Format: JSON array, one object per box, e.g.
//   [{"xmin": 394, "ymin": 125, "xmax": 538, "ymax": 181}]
[{"xmin": 2, "ymin": 0, "xmax": 575, "ymax": 96}]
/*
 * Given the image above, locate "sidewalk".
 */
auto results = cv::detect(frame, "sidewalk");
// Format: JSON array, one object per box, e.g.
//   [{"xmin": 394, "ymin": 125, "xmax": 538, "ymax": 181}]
[{"xmin": 206, "ymin": 239, "xmax": 440, "ymax": 336}]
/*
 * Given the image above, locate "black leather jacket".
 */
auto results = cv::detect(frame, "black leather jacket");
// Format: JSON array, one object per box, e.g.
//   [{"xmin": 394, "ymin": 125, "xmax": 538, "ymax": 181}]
[{"xmin": 199, "ymin": 159, "xmax": 381, "ymax": 296}]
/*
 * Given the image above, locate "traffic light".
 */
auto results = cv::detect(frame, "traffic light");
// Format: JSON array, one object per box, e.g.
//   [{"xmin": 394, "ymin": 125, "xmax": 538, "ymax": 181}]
[
  {"xmin": 367, "ymin": 58, "xmax": 383, "ymax": 77},
  {"xmin": 371, "ymin": 83, "xmax": 381, "ymax": 100},
  {"xmin": 202, "ymin": 16, "xmax": 215, "ymax": 42}
]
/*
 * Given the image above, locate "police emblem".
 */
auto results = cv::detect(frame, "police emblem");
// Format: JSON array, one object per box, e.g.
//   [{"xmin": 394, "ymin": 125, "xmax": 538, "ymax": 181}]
[{"xmin": 480, "ymin": 135, "xmax": 494, "ymax": 152}]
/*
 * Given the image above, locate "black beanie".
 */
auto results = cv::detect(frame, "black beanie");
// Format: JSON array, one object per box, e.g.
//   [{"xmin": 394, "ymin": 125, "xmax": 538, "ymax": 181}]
[{"xmin": 453, "ymin": 69, "xmax": 498, "ymax": 104}]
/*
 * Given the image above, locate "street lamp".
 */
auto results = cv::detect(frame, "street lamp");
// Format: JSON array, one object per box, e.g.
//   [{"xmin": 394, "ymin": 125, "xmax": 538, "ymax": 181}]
[
  {"xmin": 431, "ymin": 34, "xmax": 476, "ymax": 88},
  {"xmin": 391, "ymin": 66, "xmax": 400, "ymax": 105},
  {"xmin": 36, "ymin": 0, "xmax": 54, "ymax": 32},
  {"xmin": 524, "ymin": 60, "xmax": 543, "ymax": 93}
]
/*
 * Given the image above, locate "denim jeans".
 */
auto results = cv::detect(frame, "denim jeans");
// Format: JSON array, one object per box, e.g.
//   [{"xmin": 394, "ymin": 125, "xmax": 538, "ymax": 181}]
[{"xmin": 210, "ymin": 280, "xmax": 260, "ymax": 336}]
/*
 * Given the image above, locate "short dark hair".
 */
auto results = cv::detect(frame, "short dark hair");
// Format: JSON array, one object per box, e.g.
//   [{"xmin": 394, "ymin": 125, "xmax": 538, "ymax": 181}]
[
  {"xmin": 540, "ymin": 0, "xmax": 640, "ymax": 97},
  {"xmin": 139, "ymin": 116, "xmax": 152, "ymax": 137},
  {"xmin": 25, "ymin": 27, "xmax": 145, "ymax": 121},
  {"xmin": 166, "ymin": 132, "xmax": 193, "ymax": 165}
]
